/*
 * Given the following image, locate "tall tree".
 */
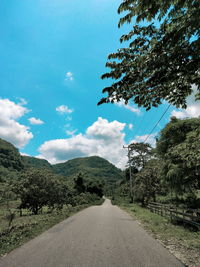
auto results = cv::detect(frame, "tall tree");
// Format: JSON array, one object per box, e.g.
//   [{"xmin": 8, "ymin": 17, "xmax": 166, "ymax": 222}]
[
  {"xmin": 156, "ymin": 117, "xmax": 200, "ymax": 195},
  {"xmin": 134, "ymin": 159, "xmax": 161, "ymax": 206},
  {"xmin": 129, "ymin": 142, "xmax": 152, "ymax": 169},
  {"xmin": 98, "ymin": 0, "xmax": 200, "ymax": 110}
]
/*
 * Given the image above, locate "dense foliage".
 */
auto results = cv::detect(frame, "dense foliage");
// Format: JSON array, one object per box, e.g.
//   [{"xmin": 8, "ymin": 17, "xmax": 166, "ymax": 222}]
[
  {"xmin": 22, "ymin": 156, "xmax": 52, "ymax": 170},
  {"xmin": 128, "ymin": 143, "xmax": 152, "ymax": 169},
  {"xmin": 157, "ymin": 117, "xmax": 200, "ymax": 195},
  {"xmin": 0, "ymin": 138, "xmax": 121, "ymax": 216},
  {"xmin": 133, "ymin": 159, "xmax": 161, "ymax": 206},
  {"xmin": 12, "ymin": 169, "xmax": 68, "ymax": 214},
  {"xmin": 99, "ymin": 0, "xmax": 200, "ymax": 110},
  {"xmin": 52, "ymin": 156, "xmax": 122, "ymax": 194},
  {"xmin": 73, "ymin": 172, "xmax": 104, "ymax": 198},
  {"xmin": 113, "ymin": 117, "xmax": 200, "ymax": 208},
  {"xmin": 0, "ymin": 138, "xmax": 24, "ymax": 172}
]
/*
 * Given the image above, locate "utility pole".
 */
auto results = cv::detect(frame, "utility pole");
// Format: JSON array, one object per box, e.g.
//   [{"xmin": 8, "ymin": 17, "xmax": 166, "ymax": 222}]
[{"xmin": 123, "ymin": 145, "xmax": 133, "ymax": 203}]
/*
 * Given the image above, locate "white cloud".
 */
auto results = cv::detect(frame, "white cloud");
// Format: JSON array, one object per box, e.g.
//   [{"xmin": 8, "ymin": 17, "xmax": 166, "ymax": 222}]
[
  {"xmin": 170, "ymin": 87, "xmax": 200, "ymax": 119},
  {"xmin": 170, "ymin": 110, "xmax": 186, "ymax": 119},
  {"xmin": 56, "ymin": 105, "xmax": 73, "ymax": 114},
  {"xmin": 0, "ymin": 99, "xmax": 33, "ymax": 147},
  {"xmin": 130, "ymin": 133, "xmax": 157, "ymax": 147},
  {"xmin": 28, "ymin": 117, "xmax": 44, "ymax": 125},
  {"xmin": 128, "ymin": 123, "xmax": 133, "ymax": 130},
  {"xmin": 86, "ymin": 117, "xmax": 126, "ymax": 141},
  {"xmin": 17, "ymin": 98, "xmax": 28, "ymax": 106},
  {"xmin": 65, "ymin": 71, "xmax": 74, "ymax": 81},
  {"xmin": 0, "ymin": 98, "xmax": 28, "ymax": 120},
  {"xmin": 171, "ymin": 104, "xmax": 200, "ymax": 119},
  {"xmin": 66, "ymin": 129, "xmax": 77, "ymax": 136},
  {"xmin": 115, "ymin": 100, "xmax": 141, "ymax": 115},
  {"xmin": 38, "ymin": 117, "xmax": 127, "ymax": 168},
  {"xmin": 20, "ymin": 152, "xmax": 30, "ymax": 156}
]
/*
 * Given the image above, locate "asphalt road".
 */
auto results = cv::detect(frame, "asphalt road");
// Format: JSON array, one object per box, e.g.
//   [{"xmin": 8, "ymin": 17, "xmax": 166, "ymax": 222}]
[{"xmin": 0, "ymin": 199, "xmax": 184, "ymax": 267}]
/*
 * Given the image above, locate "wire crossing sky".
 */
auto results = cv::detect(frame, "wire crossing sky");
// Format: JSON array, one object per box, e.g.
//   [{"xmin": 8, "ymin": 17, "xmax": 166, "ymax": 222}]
[{"xmin": 0, "ymin": 0, "xmax": 199, "ymax": 168}]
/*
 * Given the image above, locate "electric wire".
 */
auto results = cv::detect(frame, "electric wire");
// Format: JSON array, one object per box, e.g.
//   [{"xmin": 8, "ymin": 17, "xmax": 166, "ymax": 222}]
[{"xmin": 143, "ymin": 104, "xmax": 171, "ymax": 144}]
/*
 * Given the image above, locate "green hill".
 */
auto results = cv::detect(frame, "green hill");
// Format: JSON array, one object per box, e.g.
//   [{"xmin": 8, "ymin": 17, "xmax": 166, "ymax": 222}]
[
  {"xmin": 22, "ymin": 156, "xmax": 52, "ymax": 170},
  {"xmin": 52, "ymin": 156, "xmax": 122, "ymax": 182},
  {"xmin": 0, "ymin": 138, "xmax": 24, "ymax": 171},
  {"xmin": 0, "ymin": 138, "xmax": 123, "ymax": 187}
]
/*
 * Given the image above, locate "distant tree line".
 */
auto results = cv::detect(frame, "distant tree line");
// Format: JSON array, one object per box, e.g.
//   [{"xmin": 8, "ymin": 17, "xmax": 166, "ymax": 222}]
[
  {"xmin": 9, "ymin": 170, "xmax": 104, "ymax": 215},
  {"xmin": 0, "ymin": 167, "xmax": 104, "ymax": 215}
]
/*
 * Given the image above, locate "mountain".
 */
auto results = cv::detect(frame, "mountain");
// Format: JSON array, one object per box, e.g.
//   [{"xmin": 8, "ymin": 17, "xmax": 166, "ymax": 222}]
[
  {"xmin": 22, "ymin": 156, "xmax": 52, "ymax": 170},
  {"xmin": 0, "ymin": 138, "xmax": 24, "ymax": 171},
  {"xmin": 52, "ymin": 156, "xmax": 123, "ymax": 182},
  {"xmin": 0, "ymin": 137, "xmax": 123, "ymax": 185}
]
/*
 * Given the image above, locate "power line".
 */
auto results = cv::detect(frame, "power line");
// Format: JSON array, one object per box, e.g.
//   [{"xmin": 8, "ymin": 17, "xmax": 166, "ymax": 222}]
[{"xmin": 143, "ymin": 104, "xmax": 171, "ymax": 144}]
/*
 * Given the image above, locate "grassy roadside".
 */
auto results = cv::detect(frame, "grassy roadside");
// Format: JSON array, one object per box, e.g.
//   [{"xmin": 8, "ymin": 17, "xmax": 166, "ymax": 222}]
[
  {"xmin": 114, "ymin": 200, "xmax": 200, "ymax": 267},
  {"xmin": 0, "ymin": 199, "xmax": 103, "ymax": 257}
]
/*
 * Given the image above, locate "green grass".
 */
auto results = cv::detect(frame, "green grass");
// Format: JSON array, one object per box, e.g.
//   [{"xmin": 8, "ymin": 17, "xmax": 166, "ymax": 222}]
[
  {"xmin": 0, "ymin": 199, "xmax": 103, "ymax": 256},
  {"xmin": 114, "ymin": 199, "xmax": 200, "ymax": 267}
]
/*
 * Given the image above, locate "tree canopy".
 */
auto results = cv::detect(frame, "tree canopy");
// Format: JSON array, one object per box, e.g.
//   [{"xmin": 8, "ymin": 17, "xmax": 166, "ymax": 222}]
[
  {"xmin": 110, "ymin": 117, "xmax": 200, "ymax": 207},
  {"xmin": 134, "ymin": 159, "xmax": 161, "ymax": 205},
  {"xmin": 156, "ymin": 117, "xmax": 200, "ymax": 194},
  {"xmin": 98, "ymin": 0, "xmax": 200, "ymax": 110},
  {"xmin": 13, "ymin": 168, "xmax": 69, "ymax": 214},
  {"xmin": 0, "ymin": 138, "xmax": 24, "ymax": 171},
  {"xmin": 129, "ymin": 142, "xmax": 152, "ymax": 169}
]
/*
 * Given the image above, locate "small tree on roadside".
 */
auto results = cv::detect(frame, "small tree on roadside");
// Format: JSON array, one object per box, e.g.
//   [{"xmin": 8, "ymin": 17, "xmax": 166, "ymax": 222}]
[
  {"xmin": 134, "ymin": 159, "xmax": 161, "ymax": 206},
  {"xmin": 13, "ymin": 168, "xmax": 68, "ymax": 214}
]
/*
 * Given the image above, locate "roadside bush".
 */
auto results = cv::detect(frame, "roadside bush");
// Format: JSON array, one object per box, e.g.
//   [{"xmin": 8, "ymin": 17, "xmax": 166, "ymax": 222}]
[
  {"xmin": 12, "ymin": 168, "xmax": 71, "ymax": 214},
  {"xmin": 72, "ymin": 192, "xmax": 101, "ymax": 206}
]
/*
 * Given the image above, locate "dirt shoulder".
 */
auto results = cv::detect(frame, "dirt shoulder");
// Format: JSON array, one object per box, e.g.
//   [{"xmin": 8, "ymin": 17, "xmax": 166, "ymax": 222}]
[{"xmin": 119, "ymin": 203, "xmax": 200, "ymax": 267}]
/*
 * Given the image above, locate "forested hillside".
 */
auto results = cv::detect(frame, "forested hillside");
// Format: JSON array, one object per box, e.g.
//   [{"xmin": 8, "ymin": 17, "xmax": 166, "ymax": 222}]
[
  {"xmin": 0, "ymin": 138, "xmax": 24, "ymax": 172},
  {"xmin": 52, "ymin": 156, "xmax": 122, "ymax": 181},
  {"xmin": 22, "ymin": 156, "xmax": 52, "ymax": 170},
  {"xmin": 0, "ymin": 138, "xmax": 122, "ymax": 189}
]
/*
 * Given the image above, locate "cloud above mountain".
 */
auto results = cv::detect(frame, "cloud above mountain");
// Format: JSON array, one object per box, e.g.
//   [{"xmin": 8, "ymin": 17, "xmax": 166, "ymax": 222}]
[
  {"xmin": 0, "ymin": 99, "xmax": 33, "ymax": 147},
  {"xmin": 38, "ymin": 117, "xmax": 127, "ymax": 168}
]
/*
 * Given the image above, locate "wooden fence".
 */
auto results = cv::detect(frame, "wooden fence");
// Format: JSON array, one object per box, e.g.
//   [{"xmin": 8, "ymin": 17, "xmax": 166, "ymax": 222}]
[{"xmin": 147, "ymin": 202, "xmax": 200, "ymax": 229}]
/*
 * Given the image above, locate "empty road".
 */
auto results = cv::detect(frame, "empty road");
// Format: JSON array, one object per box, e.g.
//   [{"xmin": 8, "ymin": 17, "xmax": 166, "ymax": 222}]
[{"xmin": 0, "ymin": 199, "xmax": 184, "ymax": 267}]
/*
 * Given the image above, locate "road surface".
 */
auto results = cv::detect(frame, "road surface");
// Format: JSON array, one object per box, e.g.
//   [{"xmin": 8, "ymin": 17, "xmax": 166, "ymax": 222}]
[{"xmin": 0, "ymin": 199, "xmax": 184, "ymax": 267}]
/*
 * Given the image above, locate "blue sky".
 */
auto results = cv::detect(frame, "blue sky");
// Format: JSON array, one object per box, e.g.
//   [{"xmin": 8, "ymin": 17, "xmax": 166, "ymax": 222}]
[{"xmin": 0, "ymin": 0, "xmax": 199, "ymax": 168}]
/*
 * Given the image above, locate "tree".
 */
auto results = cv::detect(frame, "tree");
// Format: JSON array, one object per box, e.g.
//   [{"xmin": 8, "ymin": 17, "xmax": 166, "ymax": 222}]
[
  {"xmin": 45, "ymin": 178, "xmax": 70, "ymax": 211},
  {"xmin": 129, "ymin": 142, "xmax": 152, "ymax": 169},
  {"xmin": 98, "ymin": 0, "xmax": 200, "ymax": 110},
  {"xmin": 124, "ymin": 166, "xmax": 138, "ymax": 181},
  {"xmin": 74, "ymin": 173, "xmax": 86, "ymax": 194},
  {"xmin": 74, "ymin": 172, "xmax": 104, "ymax": 198},
  {"xmin": 156, "ymin": 117, "xmax": 200, "ymax": 195},
  {"xmin": 85, "ymin": 179, "xmax": 104, "ymax": 198},
  {"xmin": 0, "ymin": 138, "xmax": 24, "ymax": 171},
  {"xmin": 134, "ymin": 159, "xmax": 161, "ymax": 206},
  {"xmin": 13, "ymin": 168, "xmax": 69, "ymax": 214}
]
